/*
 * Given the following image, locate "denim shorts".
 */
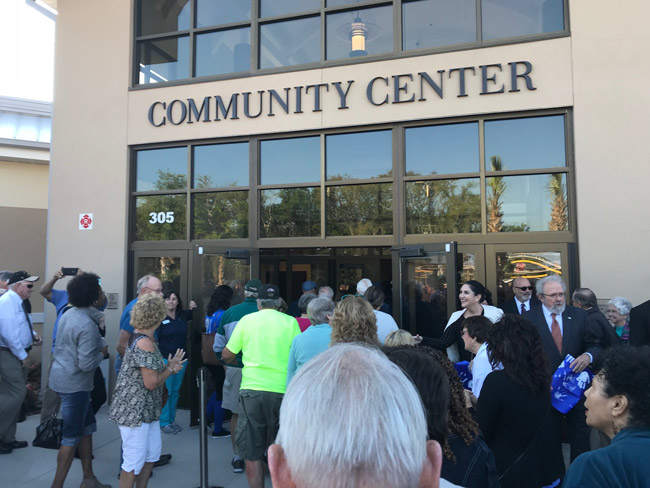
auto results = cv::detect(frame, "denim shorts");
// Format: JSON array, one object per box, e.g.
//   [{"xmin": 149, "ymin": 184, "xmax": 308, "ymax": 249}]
[{"xmin": 58, "ymin": 390, "xmax": 96, "ymax": 447}]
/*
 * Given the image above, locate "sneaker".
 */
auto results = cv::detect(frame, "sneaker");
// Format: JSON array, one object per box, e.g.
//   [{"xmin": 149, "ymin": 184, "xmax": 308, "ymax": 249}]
[
  {"xmin": 211, "ymin": 429, "xmax": 230, "ymax": 439},
  {"xmin": 160, "ymin": 425, "xmax": 177, "ymax": 435},
  {"xmin": 231, "ymin": 457, "xmax": 245, "ymax": 473},
  {"xmin": 170, "ymin": 422, "xmax": 182, "ymax": 433}
]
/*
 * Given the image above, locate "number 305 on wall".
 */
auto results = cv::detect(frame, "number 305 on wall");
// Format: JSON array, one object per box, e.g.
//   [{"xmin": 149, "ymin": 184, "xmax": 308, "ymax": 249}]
[{"xmin": 149, "ymin": 211, "xmax": 175, "ymax": 224}]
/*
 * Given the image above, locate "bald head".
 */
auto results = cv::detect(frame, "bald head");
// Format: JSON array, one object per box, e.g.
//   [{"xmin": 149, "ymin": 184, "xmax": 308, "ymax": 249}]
[
  {"xmin": 512, "ymin": 278, "xmax": 533, "ymax": 303},
  {"xmin": 137, "ymin": 275, "xmax": 162, "ymax": 297}
]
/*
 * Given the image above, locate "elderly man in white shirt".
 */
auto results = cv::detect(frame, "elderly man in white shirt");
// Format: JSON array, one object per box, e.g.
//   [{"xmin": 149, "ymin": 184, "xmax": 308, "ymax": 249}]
[{"xmin": 0, "ymin": 270, "xmax": 40, "ymax": 454}]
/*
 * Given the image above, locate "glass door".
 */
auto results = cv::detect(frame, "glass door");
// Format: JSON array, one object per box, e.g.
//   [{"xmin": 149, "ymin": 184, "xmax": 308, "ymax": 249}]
[
  {"xmin": 485, "ymin": 243, "xmax": 573, "ymax": 308},
  {"xmin": 187, "ymin": 245, "xmax": 252, "ymax": 425},
  {"xmin": 398, "ymin": 242, "xmax": 458, "ymax": 337}
]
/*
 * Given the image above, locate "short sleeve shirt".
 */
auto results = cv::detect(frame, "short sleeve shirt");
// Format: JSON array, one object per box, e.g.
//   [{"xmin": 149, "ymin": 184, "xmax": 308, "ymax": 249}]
[
  {"xmin": 109, "ymin": 334, "xmax": 165, "ymax": 427},
  {"xmin": 226, "ymin": 309, "xmax": 301, "ymax": 394}
]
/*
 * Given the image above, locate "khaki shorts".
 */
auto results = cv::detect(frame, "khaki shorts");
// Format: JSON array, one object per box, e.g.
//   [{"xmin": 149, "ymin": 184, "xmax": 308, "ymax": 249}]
[
  {"xmin": 222, "ymin": 366, "xmax": 242, "ymax": 414},
  {"xmin": 235, "ymin": 389, "xmax": 283, "ymax": 461}
]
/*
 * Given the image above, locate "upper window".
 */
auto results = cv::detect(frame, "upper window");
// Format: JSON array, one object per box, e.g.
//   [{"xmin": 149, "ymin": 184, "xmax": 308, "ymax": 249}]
[{"xmin": 134, "ymin": 0, "xmax": 567, "ymax": 85}]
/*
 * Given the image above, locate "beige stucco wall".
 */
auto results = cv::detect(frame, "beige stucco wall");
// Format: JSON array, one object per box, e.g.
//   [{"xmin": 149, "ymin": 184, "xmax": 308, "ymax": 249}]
[
  {"xmin": 571, "ymin": 1, "xmax": 650, "ymax": 306},
  {"xmin": 0, "ymin": 159, "xmax": 48, "ymax": 316},
  {"xmin": 0, "ymin": 160, "xmax": 49, "ymax": 208},
  {"xmin": 46, "ymin": 0, "xmax": 132, "ymax": 380}
]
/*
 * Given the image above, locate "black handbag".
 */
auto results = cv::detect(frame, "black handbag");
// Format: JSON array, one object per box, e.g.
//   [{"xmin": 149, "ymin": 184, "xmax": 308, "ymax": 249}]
[{"xmin": 32, "ymin": 414, "xmax": 63, "ymax": 450}]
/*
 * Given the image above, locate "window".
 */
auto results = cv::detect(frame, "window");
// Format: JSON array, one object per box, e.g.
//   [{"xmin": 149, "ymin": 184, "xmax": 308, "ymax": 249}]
[
  {"xmin": 134, "ymin": 0, "xmax": 567, "ymax": 85},
  {"xmin": 402, "ymin": 0, "xmax": 476, "ymax": 50},
  {"xmin": 405, "ymin": 114, "xmax": 569, "ymax": 235},
  {"xmin": 131, "ymin": 111, "xmax": 571, "ymax": 243},
  {"xmin": 326, "ymin": 130, "xmax": 392, "ymax": 180}
]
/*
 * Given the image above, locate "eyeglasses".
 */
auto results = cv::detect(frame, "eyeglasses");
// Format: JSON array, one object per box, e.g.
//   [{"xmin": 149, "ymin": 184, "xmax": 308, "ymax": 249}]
[
  {"xmin": 514, "ymin": 286, "xmax": 533, "ymax": 291},
  {"xmin": 144, "ymin": 286, "xmax": 163, "ymax": 294},
  {"xmin": 542, "ymin": 292, "xmax": 564, "ymax": 299},
  {"xmin": 341, "ymin": 294, "xmax": 365, "ymax": 301}
]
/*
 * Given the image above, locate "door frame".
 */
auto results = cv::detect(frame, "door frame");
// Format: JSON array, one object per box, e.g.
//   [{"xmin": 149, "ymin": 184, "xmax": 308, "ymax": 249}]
[{"xmin": 485, "ymin": 242, "xmax": 574, "ymax": 306}]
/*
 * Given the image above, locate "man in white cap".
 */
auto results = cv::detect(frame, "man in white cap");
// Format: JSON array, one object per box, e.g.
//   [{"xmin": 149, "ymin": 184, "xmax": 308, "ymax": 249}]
[{"xmin": 0, "ymin": 270, "xmax": 40, "ymax": 454}]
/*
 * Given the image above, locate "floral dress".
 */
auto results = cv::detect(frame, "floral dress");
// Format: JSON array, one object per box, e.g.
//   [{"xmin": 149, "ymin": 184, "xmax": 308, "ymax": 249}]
[{"xmin": 109, "ymin": 333, "xmax": 165, "ymax": 427}]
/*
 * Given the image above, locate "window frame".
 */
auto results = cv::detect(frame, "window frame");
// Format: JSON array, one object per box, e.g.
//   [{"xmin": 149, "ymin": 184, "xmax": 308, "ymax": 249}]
[
  {"xmin": 131, "ymin": 0, "xmax": 569, "ymax": 87},
  {"xmin": 130, "ymin": 108, "xmax": 574, "ymax": 249}
]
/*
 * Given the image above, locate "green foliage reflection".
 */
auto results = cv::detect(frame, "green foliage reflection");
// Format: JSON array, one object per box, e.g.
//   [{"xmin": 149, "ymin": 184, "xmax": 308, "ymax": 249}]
[
  {"xmin": 406, "ymin": 180, "xmax": 480, "ymax": 234},
  {"xmin": 260, "ymin": 187, "xmax": 321, "ymax": 238},
  {"xmin": 193, "ymin": 191, "xmax": 249, "ymax": 239},
  {"xmin": 327, "ymin": 183, "xmax": 392, "ymax": 236}
]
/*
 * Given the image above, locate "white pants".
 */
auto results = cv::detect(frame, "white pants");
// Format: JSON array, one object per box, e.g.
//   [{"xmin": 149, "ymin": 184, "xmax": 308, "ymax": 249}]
[{"xmin": 119, "ymin": 421, "xmax": 162, "ymax": 475}]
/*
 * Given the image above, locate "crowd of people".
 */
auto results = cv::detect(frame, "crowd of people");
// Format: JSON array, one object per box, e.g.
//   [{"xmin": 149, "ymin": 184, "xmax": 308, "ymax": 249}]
[{"xmin": 1, "ymin": 268, "xmax": 650, "ymax": 487}]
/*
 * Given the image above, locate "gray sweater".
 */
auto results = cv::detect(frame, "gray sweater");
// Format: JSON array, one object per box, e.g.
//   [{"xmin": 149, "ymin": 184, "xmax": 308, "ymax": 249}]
[{"xmin": 49, "ymin": 307, "xmax": 104, "ymax": 394}]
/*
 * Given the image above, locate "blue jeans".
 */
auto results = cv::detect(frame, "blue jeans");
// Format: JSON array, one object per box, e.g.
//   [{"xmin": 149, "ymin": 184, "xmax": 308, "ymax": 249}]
[
  {"xmin": 58, "ymin": 390, "xmax": 95, "ymax": 447},
  {"xmin": 159, "ymin": 359, "xmax": 187, "ymax": 426}
]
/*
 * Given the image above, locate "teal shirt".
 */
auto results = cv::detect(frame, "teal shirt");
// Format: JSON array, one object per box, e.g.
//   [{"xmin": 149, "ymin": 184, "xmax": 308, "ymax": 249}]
[
  {"xmin": 286, "ymin": 323, "xmax": 332, "ymax": 385},
  {"xmin": 563, "ymin": 428, "xmax": 650, "ymax": 488}
]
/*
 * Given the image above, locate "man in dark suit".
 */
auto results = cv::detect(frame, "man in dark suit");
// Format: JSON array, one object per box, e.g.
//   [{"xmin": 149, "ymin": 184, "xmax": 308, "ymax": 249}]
[
  {"xmin": 500, "ymin": 277, "xmax": 541, "ymax": 315},
  {"xmin": 629, "ymin": 299, "xmax": 650, "ymax": 346},
  {"xmin": 524, "ymin": 275, "xmax": 600, "ymax": 462}
]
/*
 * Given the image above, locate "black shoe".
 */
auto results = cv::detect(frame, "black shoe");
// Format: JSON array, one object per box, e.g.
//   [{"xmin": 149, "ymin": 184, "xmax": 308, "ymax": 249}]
[
  {"xmin": 7, "ymin": 440, "xmax": 28, "ymax": 449},
  {"xmin": 211, "ymin": 429, "xmax": 231, "ymax": 439},
  {"xmin": 153, "ymin": 453, "xmax": 172, "ymax": 467},
  {"xmin": 231, "ymin": 458, "xmax": 244, "ymax": 473},
  {"xmin": 0, "ymin": 444, "xmax": 12, "ymax": 455}
]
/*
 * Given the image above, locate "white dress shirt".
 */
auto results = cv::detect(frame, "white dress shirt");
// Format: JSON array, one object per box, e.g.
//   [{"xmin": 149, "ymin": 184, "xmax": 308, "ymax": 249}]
[
  {"xmin": 0, "ymin": 289, "xmax": 33, "ymax": 360},
  {"xmin": 471, "ymin": 342, "xmax": 502, "ymax": 398},
  {"xmin": 514, "ymin": 297, "xmax": 532, "ymax": 314}
]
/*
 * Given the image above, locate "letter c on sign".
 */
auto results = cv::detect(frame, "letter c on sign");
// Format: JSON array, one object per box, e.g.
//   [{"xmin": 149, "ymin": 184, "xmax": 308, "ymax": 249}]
[
  {"xmin": 148, "ymin": 101, "xmax": 166, "ymax": 127},
  {"xmin": 366, "ymin": 77, "xmax": 389, "ymax": 106}
]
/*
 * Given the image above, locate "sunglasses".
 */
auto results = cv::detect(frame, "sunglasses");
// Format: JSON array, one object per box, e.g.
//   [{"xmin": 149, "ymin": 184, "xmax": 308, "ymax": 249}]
[
  {"xmin": 341, "ymin": 294, "xmax": 365, "ymax": 300},
  {"xmin": 25, "ymin": 284, "xmax": 34, "ymax": 289},
  {"xmin": 515, "ymin": 286, "xmax": 533, "ymax": 291}
]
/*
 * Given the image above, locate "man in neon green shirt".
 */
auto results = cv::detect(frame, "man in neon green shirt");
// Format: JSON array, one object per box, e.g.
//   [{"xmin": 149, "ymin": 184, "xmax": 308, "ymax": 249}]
[{"xmin": 223, "ymin": 284, "xmax": 300, "ymax": 488}]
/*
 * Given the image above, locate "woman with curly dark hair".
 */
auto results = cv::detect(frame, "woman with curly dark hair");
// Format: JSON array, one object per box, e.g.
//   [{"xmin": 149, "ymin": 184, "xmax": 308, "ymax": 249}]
[
  {"xmin": 329, "ymin": 296, "xmax": 380, "ymax": 346},
  {"xmin": 421, "ymin": 347, "xmax": 499, "ymax": 488},
  {"xmin": 477, "ymin": 314, "xmax": 564, "ymax": 488},
  {"xmin": 563, "ymin": 346, "xmax": 650, "ymax": 487}
]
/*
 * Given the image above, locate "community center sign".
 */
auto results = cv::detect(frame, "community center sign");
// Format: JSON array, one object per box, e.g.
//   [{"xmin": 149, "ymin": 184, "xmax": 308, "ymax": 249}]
[{"xmin": 147, "ymin": 60, "xmax": 536, "ymax": 127}]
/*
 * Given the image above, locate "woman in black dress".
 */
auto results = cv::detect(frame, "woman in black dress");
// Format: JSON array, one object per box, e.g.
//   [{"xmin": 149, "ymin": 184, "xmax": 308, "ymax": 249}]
[{"xmin": 476, "ymin": 314, "xmax": 564, "ymax": 488}]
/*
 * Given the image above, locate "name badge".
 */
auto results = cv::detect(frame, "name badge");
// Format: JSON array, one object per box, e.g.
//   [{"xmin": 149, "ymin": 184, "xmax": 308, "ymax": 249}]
[{"xmin": 162, "ymin": 319, "xmax": 170, "ymax": 325}]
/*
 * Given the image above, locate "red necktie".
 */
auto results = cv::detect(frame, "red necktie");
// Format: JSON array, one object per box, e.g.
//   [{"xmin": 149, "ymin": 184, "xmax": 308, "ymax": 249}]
[
  {"xmin": 551, "ymin": 313, "xmax": 562, "ymax": 354},
  {"xmin": 520, "ymin": 303, "xmax": 526, "ymax": 315}
]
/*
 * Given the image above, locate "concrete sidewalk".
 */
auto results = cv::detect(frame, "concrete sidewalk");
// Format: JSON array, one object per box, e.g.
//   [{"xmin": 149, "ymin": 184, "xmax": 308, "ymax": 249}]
[{"xmin": 0, "ymin": 408, "xmax": 262, "ymax": 488}]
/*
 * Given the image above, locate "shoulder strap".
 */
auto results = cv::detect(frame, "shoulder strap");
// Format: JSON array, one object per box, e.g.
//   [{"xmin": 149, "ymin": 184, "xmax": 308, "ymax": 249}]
[{"xmin": 128, "ymin": 332, "xmax": 150, "ymax": 351}]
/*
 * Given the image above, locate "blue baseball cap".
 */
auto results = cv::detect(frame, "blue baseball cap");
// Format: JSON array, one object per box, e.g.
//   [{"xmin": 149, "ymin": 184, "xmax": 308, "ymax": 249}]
[{"xmin": 302, "ymin": 281, "xmax": 317, "ymax": 292}]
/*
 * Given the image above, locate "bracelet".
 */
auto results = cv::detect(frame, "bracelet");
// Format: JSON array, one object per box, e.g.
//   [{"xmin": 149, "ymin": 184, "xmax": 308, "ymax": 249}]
[{"xmin": 167, "ymin": 366, "xmax": 175, "ymax": 374}]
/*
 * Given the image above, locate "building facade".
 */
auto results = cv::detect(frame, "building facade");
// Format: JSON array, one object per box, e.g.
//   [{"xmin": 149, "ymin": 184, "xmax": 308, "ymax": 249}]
[{"xmin": 47, "ymin": 0, "xmax": 650, "ymax": 398}]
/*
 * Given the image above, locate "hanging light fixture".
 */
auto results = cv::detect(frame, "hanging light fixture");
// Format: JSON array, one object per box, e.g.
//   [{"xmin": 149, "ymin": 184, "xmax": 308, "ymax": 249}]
[
  {"xmin": 350, "ymin": 17, "xmax": 368, "ymax": 56},
  {"xmin": 336, "ymin": 9, "xmax": 380, "ymax": 58}
]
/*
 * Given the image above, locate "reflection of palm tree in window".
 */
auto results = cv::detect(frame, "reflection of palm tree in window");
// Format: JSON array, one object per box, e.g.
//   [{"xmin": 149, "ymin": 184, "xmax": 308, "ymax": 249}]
[
  {"xmin": 547, "ymin": 174, "xmax": 568, "ymax": 231},
  {"xmin": 487, "ymin": 155, "xmax": 505, "ymax": 233}
]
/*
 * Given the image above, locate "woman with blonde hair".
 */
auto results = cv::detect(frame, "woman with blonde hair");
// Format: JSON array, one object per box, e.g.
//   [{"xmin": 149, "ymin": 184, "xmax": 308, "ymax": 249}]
[
  {"xmin": 109, "ymin": 293, "xmax": 186, "ymax": 488},
  {"xmin": 384, "ymin": 329, "xmax": 416, "ymax": 347},
  {"xmin": 330, "ymin": 296, "xmax": 380, "ymax": 346}
]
